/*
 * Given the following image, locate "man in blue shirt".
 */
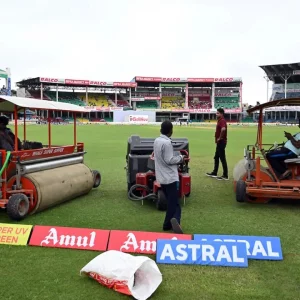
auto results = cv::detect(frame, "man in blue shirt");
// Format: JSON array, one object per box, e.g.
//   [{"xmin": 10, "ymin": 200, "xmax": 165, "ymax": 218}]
[
  {"xmin": 266, "ymin": 130, "xmax": 300, "ymax": 179},
  {"xmin": 153, "ymin": 120, "xmax": 186, "ymax": 234}
]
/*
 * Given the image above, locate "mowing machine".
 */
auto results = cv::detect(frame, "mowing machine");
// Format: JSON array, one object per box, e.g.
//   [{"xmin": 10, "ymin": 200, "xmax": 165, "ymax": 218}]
[{"xmin": 126, "ymin": 135, "xmax": 191, "ymax": 210}]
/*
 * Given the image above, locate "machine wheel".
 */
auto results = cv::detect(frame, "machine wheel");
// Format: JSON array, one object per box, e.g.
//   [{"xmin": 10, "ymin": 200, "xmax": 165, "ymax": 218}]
[
  {"xmin": 185, "ymin": 192, "xmax": 190, "ymax": 197},
  {"xmin": 236, "ymin": 180, "xmax": 246, "ymax": 202},
  {"xmin": 241, "ymin": 168, "xmax": 273, "ymax": 203},
  {"xmin": 6, "ymin": 193, "xmax": 30, "ymax": 221},
  {"xmin": 156, "ymin": 189, "xmax": 167, "ymax": 211},
  {"xmin": 92, "ymin": 170, "xmax": 101, "ymax": 188}
]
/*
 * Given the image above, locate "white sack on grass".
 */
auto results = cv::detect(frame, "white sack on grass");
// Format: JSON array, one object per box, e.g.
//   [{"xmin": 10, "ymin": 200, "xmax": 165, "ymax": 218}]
[{"xmin": 80, "ymin": 250, "xmax": 163, "ymax": 300}]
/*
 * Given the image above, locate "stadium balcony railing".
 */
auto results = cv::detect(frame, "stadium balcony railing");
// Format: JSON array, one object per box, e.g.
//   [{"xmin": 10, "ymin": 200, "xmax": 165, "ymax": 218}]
[
  {"xmin": 136, "ymin": 100, "xmax": 158, "ymax": 109},
  {"xmin": 45, "ymin": 91, "xmax": 85, "ymax": 106}
]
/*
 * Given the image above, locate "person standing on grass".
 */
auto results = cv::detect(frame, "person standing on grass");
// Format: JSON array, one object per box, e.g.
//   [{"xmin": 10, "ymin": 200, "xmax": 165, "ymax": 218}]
[
  {"xmin": 153, "ymin": 120, "xmax": 187, "ymax": 234},
  {"xmin": 206, "ymin": 108, "xmax": 229, "ymax": 180}
]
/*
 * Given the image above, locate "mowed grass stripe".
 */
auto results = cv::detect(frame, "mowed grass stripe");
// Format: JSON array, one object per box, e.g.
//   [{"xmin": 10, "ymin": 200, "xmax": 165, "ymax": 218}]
[{"xmin": 0, "ymin": 124, "xmax": 300, "ymax": 300}]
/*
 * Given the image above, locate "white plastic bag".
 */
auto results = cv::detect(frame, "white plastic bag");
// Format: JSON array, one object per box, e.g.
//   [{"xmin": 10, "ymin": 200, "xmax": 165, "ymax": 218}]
[{"xmin": 80, "ymin": 250, "xmax": 163, "ymax": 300}]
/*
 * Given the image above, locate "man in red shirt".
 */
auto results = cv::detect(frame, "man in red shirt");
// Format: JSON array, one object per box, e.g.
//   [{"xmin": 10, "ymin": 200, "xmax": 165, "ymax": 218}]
[{"xmin": 206, "ymin": 108, "xmax": 228, "ymax": 180}]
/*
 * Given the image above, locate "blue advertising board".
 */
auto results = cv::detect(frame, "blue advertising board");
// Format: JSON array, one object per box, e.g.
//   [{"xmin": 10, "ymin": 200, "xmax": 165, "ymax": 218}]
[
  {"xmin": 193, "ymin": 234, "xmax": 282, "ymax": 260},
  {"xmin": 156, "ymin": 239, "xmax": 248, "ymax": 268}
]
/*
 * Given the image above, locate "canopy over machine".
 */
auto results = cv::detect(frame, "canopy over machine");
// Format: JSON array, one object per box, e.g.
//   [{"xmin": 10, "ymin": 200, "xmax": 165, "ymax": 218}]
[{"xmin": 0, "ymin": 95, "xmax": 101, "ymax": 220}]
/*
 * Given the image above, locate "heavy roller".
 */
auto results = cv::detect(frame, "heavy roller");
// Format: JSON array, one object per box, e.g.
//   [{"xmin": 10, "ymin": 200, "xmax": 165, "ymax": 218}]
[{"xmin": 0, "ymin": 95, "xmax": 101, "ymax": 220}]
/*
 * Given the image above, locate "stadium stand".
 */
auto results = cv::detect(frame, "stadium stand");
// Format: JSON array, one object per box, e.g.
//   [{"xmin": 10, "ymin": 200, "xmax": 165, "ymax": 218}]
[
  {"xmin": 273, "ymin": 92, "xmax": 300, "ymax": 100},
  {"xmin": 161, "ymin": 96, "xmax": 184, "ymax": 109},
  {"xmin": 46, "ymin": 91, "xmax": 85, "ymax": 106},
  {"xmin": 188, "ymin": 95, "xmax": 211, "ymax": 109},
  {"xmin": 107, "ymin": 94, "xmax": 130, "ymax": 107},
  {"xmin": 215, "ymin": 96, "xmax": 240, "ymax": 109},
  {"xmin": 78, "ymin": 93, "xmax": 111, "ymax": 107},
  {"xmin": 136, "ymin": 100, "xmax": 158, "ymax": 109},
  {"xmin": 28, "ymin": 90, "xmax": 51, "ymax": 101}
]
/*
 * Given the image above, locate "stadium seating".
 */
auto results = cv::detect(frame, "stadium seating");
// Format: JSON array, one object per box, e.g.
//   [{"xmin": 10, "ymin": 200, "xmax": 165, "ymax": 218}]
[
  {"xmin": 214, "ymin": 96, "xmax": 240, "ymax": 109},
  {"xmin": 136, "ymin": 100, "xmax": 158, "ymax": 109},
  {"xmin": 28, "ymin": 90, "xmax": 51, "ymax": 101},
  {"xmin": 46, "ymin": 91, "xmax": 85, "ymax": 106},
  {"xmin": 273, "ymin": 92, "xmax": 300, "ymax": 100},
  {"xmin": 188, "ymin": 96, "xmax": 211, "ymax": 109},
  {"xmin": 78, "ymin": 94, "xmax": 111, "ymax": 107},
  {"xmin": 106, "ymin": 94, "xmax": 130, "ymax": 107},
  {"xmin": 161, "ymin": 96, "xmax": 184, "ymax": 109}
]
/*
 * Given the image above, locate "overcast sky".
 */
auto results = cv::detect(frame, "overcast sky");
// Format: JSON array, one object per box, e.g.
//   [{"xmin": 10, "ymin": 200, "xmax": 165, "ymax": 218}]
[{"xmin": 1, "ymin": 0, "xmax": 300, "ymax": 105}]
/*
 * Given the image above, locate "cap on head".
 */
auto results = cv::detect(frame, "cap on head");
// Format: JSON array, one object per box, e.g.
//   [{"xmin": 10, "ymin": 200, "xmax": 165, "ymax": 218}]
[{"xmin": 160, "ymin": 120, "xmax": 173, "ymax": 136}]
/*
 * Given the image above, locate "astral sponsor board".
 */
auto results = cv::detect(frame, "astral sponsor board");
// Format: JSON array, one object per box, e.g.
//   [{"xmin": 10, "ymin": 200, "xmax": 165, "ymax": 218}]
[
  {"xmin": 0, "ymin": 223, "xmax": 33, "ymax": 246},
  {"xmin": 29, "ymin": 225, "xmax": 110, "ymax": 251},
  {"xmin": 156, "ymin": 239, "xmax": 248, "ymax": 268},
  {"xmin": 107, "ymin": 230, "xmax": 192, "ymax": 254},
  {"xmin": 193, "ymin": 234, "xmax": 283, "ymax": 260}
]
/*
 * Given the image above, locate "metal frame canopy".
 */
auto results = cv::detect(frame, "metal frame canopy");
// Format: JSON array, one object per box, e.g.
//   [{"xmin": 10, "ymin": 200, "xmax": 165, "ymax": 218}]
[
  {"xmin": 247, "ymin": 97, "xmax": 300, "ymax": 113},
  {"xmin": 0, "ymin": 96, "xmax": 90, "ymax": 152},
  {"xmin": 0, "ymin": 95, "xmax": 89, "ymax": 113},
  {"xmin": 247, "ymin": 98, "xmax": 300, "ymax": 150},
  {"xmin": 259, "ymin": 62, "xmax": 300, "ymax": 84}
]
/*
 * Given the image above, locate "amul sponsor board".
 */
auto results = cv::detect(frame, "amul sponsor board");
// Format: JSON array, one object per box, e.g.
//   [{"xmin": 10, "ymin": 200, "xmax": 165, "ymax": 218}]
[
  {"xmin": 107, "ymin": 230, "xmax": 192, "ymax": 254},
  {"xmin": 29, "ymin": 225, "xmax": 110, "ymax": 251},
  {"xmin": 129, "ymin": 115, "xmax": 149, "ymax": 123}
]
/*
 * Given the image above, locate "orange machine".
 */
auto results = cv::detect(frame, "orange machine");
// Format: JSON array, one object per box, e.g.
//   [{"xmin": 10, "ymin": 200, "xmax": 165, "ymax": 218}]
[
  {"xmin": 0, "ymin": 96, "xmax": 101, "ymax": 220},
  {"xmin": 234, "ymin": 98, "xmax": 300, "ymax": 204}
]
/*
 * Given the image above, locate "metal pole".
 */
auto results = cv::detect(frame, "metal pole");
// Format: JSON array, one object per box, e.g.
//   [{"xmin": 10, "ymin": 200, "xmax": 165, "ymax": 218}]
[
  {"xmin": 263, "ymin": 76, "xmax": 269, "ymax": 102},
  {"xmin": 285, "ymin": 79, "xmax": 287, "ymax": 99}
]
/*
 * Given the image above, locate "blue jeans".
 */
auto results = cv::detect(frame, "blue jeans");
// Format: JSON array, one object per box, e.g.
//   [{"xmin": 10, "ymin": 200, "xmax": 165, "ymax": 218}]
[
  {"xmin": 266, "ymin": 147, "xmax": 297, "ymax": 176},
  {"xmin": 161, "ymin": 181, "xmax": 181, "ymax": 230}
]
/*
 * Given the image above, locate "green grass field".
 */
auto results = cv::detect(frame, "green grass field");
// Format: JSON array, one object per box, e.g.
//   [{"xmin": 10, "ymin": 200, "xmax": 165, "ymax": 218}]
[{"xmin": 1, "ymin": 124, "xmax": 300, "ymax": 300}]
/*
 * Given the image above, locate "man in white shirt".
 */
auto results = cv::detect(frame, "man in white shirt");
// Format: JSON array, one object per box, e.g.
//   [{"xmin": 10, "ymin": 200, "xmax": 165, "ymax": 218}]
[
  {"xmin": 153, "ymin": 120, "xmax": 187, "ymax": 234},
  {"xmin": 266, "ymin": 130, "xmax": 300, "ymax": 179}
]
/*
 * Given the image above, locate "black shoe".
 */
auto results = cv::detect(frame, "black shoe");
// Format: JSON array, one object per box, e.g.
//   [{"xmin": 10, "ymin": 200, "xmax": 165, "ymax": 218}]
[
  {"xmin": 206, "ymin": 172, "xmax": 217, "ymax": 178},
  {"xmin": 171, "ymin": 218, "xmax": 183, "ymax": 234},
  {"xmin": 216, "ymin": 175, "xmax": 229, "ymax": 181}
]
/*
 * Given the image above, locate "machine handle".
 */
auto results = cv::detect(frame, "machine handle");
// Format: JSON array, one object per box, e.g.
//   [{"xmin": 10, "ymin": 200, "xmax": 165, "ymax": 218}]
[{"xmin": 179, "ymin": 150, "xmax": 190, "ymax": 162}]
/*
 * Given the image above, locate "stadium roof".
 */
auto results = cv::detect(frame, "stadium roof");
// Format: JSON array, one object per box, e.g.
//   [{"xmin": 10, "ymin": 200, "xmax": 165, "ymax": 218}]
[
  {"xmin": 16, "ymin": 76, "xmax": 242, "ymax": 89},
  {"xmin": 0, "ymin": 95, "xmax": 89, "ymax": 113},
  {"xmin": 247, "ymin": 97, "xmax": 300, "ymax": 113},
  {"xmin": 259, "ymin": 62, "xmax": 300, "ymax": 84}
]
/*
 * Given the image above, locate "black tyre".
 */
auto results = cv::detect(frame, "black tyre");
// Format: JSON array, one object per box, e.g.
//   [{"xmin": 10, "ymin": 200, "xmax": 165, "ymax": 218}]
[
  {"xmin": 236, "ymin": 180, "xmax": 246, "ymax": 203},
  {"xmin": 7, "ymin": 193, "xmax": 29, "ymax": 221},
  {"xmin": 156, "ymin": 189, "xmax": 167, "ymax": 211},
  {"xmin": 92, "ymin": 170, "xmax": 101, "ymax": 188},
  {"xmin": 185, "ymin": 192, "xmax": 190, "ymax": 197}
]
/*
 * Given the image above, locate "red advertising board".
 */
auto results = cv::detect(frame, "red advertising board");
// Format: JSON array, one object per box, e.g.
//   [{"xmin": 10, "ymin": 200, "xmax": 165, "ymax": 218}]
[
  {"xmin": 65, "ymin": 79, "xmax": 90, "ymax": 85},
  {"xmin": 135, "ymin": 76, "xmax": 161, "ymax": 82},
  {"xmin": 188, "ymin": 78, "xmax": 214, "ymax": 82},
  {"xmin": 29, "ymin": 226, "xmax": 110, "ymax": 251},
  {"xmin": 113, "ymin": 82, "xmax": 137, "ymax": 87},
  {"xmin": 107, "ymin": 230, "xmax": 192, "ymax": 254}
]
